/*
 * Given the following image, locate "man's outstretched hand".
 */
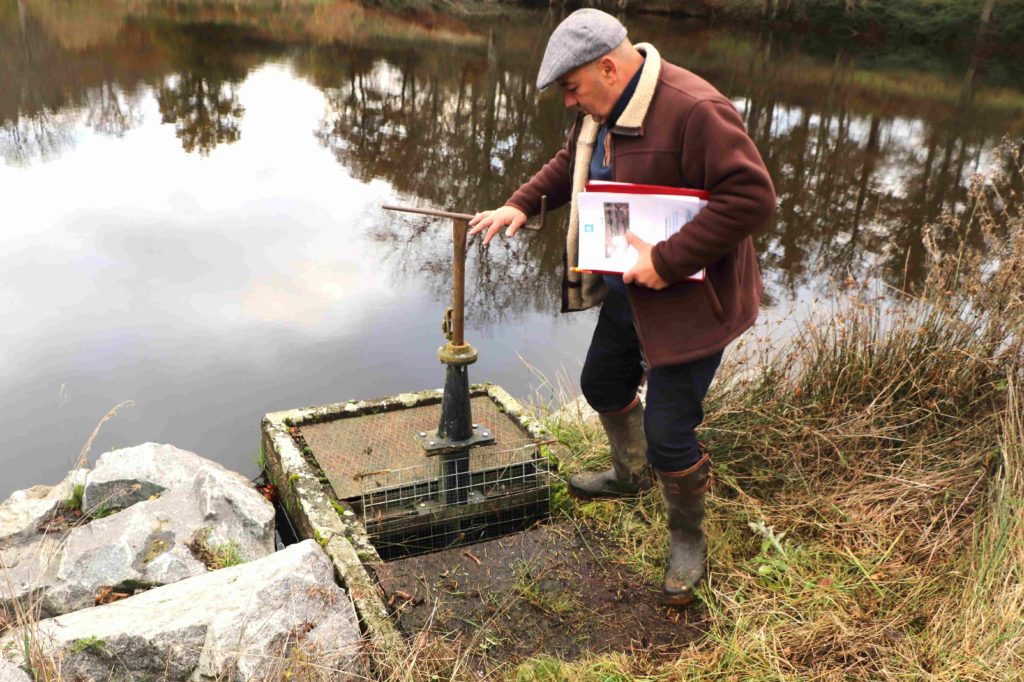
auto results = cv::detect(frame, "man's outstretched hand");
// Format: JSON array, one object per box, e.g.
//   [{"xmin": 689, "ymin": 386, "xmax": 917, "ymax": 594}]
[
  {"xmin": 622, "ymin": 231, "xmax": 669, "ymax": 290},
  {"xmin": 468, "ymin": 206, "xmax": 527, "ymax": 245}
]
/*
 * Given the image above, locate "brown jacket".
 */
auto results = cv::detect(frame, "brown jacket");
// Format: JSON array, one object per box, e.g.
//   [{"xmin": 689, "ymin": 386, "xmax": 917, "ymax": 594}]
[{"xmin": 506, "ymin": 43, "xmax": 775, "ymax": 368}]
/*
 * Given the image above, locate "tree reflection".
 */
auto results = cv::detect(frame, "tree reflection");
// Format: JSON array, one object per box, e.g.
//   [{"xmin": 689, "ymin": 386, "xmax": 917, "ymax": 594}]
[
  {"xmin": 156, "ymin": 74, "xmax": 244, "ymax": 155},
  {"xmin": 306, "ymin": 23, "xmax": 1021, "ymax": 313},
  {"xmin": 146, "ymin": 22, "xmax": 259, "ymax": 156},
  {"xmin": 1, "ymin": 2, "xmax": 146, "ymax": 162},
  {"xmin": 304, "ymin": 38, "xmax": 574, "ymax": 323},
  {"xmin": 84, "ymin": 82, "xmax": 142, "ymax": 138},
  {"xmin": 0, "ymin": 6, "xmax": 257, "ymax": 163},
  {"xmin": 366, "ymin": 208, "xmax": 567, "ymax": 328},
  {"xmin": 0, "ymin": 108, "xmax": 75, "ymax": 165},
  {"xmin": 667, "ymin": 27, "xmax": 1019, "ymax": 298}
]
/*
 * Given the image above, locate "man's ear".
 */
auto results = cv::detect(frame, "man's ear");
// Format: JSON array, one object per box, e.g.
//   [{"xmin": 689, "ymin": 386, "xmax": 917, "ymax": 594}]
[{"xmin": 598, "ymin": 55, "xmax": 617, "ymax": 83}]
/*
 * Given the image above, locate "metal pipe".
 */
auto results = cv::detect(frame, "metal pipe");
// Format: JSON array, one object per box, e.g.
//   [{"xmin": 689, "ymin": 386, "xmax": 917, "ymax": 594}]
[
  {"xmin": 382, "ymin": 203, "xmax": 545, "ymax": 231},
  {"xmin": 382, "ymin": 204, "xmax": 474, "ymax": 221},
  {"xmin": 452, "ymin": 218, "xmax": 467, "ymax": 347},
  {"xmin": 437, "ymin": 363, "xmax": 473, "ymax": 442}
]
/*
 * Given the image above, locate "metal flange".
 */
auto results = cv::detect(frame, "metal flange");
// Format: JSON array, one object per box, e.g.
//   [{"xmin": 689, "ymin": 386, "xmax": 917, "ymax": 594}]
[
  {"xmin": 437, "ymin": 342, "xmax": 478, "ymax": 366},
  {"xmin": 415, "ymin": 423, "xmax": 496, "ymax": 456}
]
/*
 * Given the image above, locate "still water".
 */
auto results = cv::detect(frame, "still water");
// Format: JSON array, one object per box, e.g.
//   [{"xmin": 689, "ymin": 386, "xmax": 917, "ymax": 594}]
[{"xmin": 2, "ymin": 1, "xmax": 1022, "ymax": 498}]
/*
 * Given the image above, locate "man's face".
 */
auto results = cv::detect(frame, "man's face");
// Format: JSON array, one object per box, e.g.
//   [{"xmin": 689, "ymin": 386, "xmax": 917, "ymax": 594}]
[{"xmin": 558, "ymin": 61, "xmax": 617, "ymax": 122}]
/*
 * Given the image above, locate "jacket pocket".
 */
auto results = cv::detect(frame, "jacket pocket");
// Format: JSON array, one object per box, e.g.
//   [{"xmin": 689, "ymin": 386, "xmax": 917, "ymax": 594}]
[{"xmin": 703, "ymin": 278, "xmax": 726, "ymax": 321}]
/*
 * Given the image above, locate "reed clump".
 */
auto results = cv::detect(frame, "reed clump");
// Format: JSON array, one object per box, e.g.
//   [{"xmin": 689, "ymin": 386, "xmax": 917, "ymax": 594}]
[{"xmin": 533, "ymin": 141, "xmax": 1024, "ymax": 680}]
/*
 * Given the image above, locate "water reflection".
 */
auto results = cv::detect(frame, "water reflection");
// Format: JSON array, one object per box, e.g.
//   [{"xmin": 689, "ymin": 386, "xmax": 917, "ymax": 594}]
[
  {"xmin": 156, "ymin": 75, "xmax": 244, "ymax": 155},
  {"xmin": 3, "ymin": 2, "xmax": 1021, "ymax": 300},
  {"xmin": 306, "ymin": 29, "xmax": 1024, "ymax": 304},
  {"xmin": 736, "ymin": 47, "xmax": 999, "ymax": 292},
  {"xmin": 306, "ymin": 44, "xmax": 574, "ymax": 324},
  {"xmin": 1, "ymin": 0, "xmax": 1023, "ymax": 498}
]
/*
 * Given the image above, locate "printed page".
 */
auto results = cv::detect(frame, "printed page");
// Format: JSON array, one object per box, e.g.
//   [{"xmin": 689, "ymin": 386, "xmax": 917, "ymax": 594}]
[{"xmin": 577, "ymin": 192, "xmax": 707, "ymax": 279}]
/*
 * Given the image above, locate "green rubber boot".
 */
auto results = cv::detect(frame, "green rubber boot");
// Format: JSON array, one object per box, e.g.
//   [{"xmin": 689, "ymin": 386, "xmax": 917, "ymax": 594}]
[{"xmin": 568, "ymin": 396, "xmax": 653, "ymax": 499}]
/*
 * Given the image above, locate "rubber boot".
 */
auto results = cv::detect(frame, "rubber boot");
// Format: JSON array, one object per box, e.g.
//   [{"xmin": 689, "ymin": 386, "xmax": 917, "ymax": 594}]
[
  {"xmin": 568, "ymin": 396, "xmax": 653, "ymax": 499},
  {"xmin": 656, "ymin": 452, "xmax": 711, "ymax": 605}
]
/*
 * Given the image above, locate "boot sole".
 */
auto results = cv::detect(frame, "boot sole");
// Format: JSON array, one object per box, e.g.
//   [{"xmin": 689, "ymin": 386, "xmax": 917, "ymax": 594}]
[{"xmin": 661, "ymin": 592, "xmax": 696, "ymax": 607}]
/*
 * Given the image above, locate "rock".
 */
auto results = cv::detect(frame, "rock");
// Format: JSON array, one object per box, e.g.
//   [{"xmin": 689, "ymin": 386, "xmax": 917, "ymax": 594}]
[
  {"xmin": 1, "ymin": 444, "xmax": 275, "ymax": 619},
  {"xmin": 551, "ymin": 385, "xmax": 653, "ymax": 428},
  {"xmin": 0, "ymin": 659, "xmax": 31, "ymax": 682},
  {"xmin": 0, "ymin": 469, "xmax": 87, "ymax": 549},
  {"xmin": 0, "ymin": 540, "xmax": 363, "ymax": 681},
  {"xmin": 551, "ymin": 395, "xmax": 599, "ymax": 426},
  {"xmin": 85, "ymin": 443, "xmax": 243, "ymax": 512}
]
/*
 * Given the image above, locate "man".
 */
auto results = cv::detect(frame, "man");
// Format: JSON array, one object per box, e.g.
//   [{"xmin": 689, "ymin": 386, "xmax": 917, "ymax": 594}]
[{"xmin": 469, "ymin": 9, "xmax": 775, "ymax": 605}]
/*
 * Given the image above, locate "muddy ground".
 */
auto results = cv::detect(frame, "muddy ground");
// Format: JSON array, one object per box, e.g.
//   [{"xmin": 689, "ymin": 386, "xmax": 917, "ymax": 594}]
[{"xmin": 370, "ymin": 519, "xmax": 705, "ymax": 676}]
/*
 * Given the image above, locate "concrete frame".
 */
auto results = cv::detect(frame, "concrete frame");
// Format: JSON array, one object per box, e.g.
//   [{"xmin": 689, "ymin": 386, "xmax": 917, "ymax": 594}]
[{"xmin": 260, "ymin": 383, "xmax": 551, "ymax": 665}]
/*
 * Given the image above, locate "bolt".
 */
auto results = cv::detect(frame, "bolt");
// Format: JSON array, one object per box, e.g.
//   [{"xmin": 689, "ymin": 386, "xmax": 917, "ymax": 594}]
[
  {"xmin": 473, "ymin": 423, "xmax": 479, "ymax": 429},
  {"xmin": 429, "ymin": 441, "xmax": 436, "ymax": 446},
  {"xmin": 482, "ymin": 431, "xmax": 490, "ymax": 437},
  {"xmin": 419, "ymin": 432, "xmax": 426, "ymax": 437}
]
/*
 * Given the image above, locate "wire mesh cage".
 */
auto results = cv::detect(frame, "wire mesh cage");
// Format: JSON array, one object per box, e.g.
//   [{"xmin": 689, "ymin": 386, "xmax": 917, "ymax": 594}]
[
  {"xmin": 358, "ymin": 443, "xmax": 550, "ymax": 560},
  {"xmin": 297, "ymin": 394, "xmax": 552, "ymax": 561}
]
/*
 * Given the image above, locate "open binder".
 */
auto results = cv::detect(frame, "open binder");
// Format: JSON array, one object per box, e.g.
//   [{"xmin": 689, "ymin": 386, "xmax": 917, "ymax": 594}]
[{"xmin": 575, "ymin": 181, "xmax": 708, "ymax": 280}]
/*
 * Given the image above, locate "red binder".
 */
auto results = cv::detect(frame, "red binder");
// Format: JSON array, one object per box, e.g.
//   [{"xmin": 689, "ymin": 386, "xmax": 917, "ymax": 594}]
[
  {"xmin": 574, "ymin": 181, "xmax": 707, "ymax": 281},
  {"xmin": 585, "ymin": 180, "xmax": 709, "ymax": 201}
]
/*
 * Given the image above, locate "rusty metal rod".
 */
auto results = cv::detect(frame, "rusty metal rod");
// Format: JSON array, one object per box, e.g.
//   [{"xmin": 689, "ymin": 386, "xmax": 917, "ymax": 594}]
[
  {"xmin": 451, "ymin": 217, "xmax": 467, "ymax": 346},
  {"xmin": 381, "ymin": 202, "xmax": 546, "ymax": 231},
  {"xmin": 382, "ymin": 204, "xmax": 474, "ymax": 221}
]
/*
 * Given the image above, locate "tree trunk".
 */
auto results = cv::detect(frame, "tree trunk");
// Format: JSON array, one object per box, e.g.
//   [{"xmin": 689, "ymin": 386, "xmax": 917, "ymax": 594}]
[{"xmin": 980, "ymin": 0, "xmax": 996, "ymax": 27}]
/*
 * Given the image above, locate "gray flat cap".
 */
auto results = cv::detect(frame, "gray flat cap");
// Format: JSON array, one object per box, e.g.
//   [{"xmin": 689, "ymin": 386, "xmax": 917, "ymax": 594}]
[{"xmin": 536, "ymin": 9, "xmax": 627, "ymax": 91}]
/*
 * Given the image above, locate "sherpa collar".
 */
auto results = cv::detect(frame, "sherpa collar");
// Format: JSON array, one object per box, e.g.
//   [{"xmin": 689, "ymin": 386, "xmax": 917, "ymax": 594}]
[{"xmin": 612, "ymin": 43, "xmax": 661, "ymax": 135}]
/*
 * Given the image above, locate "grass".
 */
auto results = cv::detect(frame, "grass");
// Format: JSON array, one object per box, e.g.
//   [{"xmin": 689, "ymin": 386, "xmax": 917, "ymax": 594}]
[
  {"xmin": 67, "ymin": 637, "xmax": 105, "ymax": 655},
  {"xmin": 188, "ymin": 528, "xmax": 244, "ymax": 571},
  {"xmin": 511, "ymin": 559, "xmax": 579, "ymax": 620},
  {"xmin": 63, "ymin": 484, "xmax": 84, "ymax": 513}
]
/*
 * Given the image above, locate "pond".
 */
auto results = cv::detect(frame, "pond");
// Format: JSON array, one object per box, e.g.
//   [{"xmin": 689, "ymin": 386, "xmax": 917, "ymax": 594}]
[{"xmin": 2, "ymin": 0, "xmax": 1022, "ymax": 498}]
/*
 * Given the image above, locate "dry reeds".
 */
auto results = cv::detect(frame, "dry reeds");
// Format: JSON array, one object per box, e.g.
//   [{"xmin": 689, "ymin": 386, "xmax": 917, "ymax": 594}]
[{"xmin": 1, "ymin": 401, "xmax": 135, "ymax": 680}]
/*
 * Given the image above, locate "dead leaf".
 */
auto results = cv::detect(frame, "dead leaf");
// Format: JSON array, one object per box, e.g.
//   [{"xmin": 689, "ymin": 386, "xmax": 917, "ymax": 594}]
[
  {"xmin": 95, "ymin": 585, "xmax": 130, "ymax": 605},
  {"xmin": 256, "ymin": 483, "xmax": 277, "ymax": 503}
]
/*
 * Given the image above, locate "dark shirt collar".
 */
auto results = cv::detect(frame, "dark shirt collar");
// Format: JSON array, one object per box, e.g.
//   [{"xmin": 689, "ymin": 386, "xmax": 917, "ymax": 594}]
[{"xmin": 606, "ymin": 58, "xmax": 645, "ymax": 129}]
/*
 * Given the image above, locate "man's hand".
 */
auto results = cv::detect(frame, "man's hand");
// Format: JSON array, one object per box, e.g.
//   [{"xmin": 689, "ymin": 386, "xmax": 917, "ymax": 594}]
[
  {"xmin": 468, "ymin": 206, "xmax": 527, "ymax": 245},
  {"xmin": 622, "ymin": 231, "xmax": 669, "ymax": 290}
]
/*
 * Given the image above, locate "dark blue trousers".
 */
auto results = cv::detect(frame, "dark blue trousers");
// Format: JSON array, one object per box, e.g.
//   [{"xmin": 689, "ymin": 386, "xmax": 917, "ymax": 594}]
[{"xmin": 579, "ymin": 290, "xmax": 722, "ymax": 472}]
